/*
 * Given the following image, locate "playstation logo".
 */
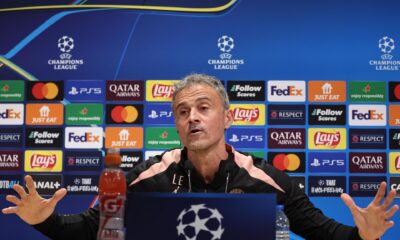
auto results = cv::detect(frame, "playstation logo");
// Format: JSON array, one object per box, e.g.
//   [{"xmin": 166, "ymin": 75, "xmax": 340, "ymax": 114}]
[
  {"xmin": 229, "ymin": 134, "xmax": 240, "ymax": 143},
  {"xmin": 310, "ymin": 158, "xmax": 321, "ymax": 167},
  {"xmin": 148, "ymin": 110, "xmax": 159, "ymax": 119},
  {"xmin": 69, "ymin": 87, "xmax": 79, "ymax": 95}
]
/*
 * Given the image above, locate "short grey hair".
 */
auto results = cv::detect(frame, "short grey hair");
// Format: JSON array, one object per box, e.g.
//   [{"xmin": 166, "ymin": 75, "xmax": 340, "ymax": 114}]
[{"xmin": 172, "ymin": 73, "xmax": 230, "ymax": 110}]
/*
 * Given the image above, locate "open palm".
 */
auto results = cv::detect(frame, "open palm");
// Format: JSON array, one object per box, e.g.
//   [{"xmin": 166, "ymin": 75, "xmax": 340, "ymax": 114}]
[
  {"xmin": 341, "ymin": 182, "xmax": 399, "ymax": 240},
  {"xmin": 2, "ymin": 175, "xmax": 67, "ymax": 225}
]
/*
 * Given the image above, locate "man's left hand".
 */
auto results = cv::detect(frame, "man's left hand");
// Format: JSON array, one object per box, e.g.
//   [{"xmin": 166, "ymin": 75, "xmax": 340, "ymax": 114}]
[{"xmin": 341, "ymin": 181, "xmax": 399, "ymax": 240}]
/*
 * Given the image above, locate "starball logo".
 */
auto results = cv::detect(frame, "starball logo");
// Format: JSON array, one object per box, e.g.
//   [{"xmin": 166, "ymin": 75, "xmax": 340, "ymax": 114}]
[
  {"xmin": 308, "ymin": 128, "xmax": 346, "ymax": 150},
  {"xmin": 230, "ymin": 104, "xmax": 265, "ymax": 125},
  {"xmin": 268, "ymin": 81, "xmax": 305, "ymax": 102}
]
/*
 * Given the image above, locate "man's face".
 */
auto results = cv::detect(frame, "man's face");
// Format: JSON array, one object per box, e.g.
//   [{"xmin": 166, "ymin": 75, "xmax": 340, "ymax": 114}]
[{"xmin": 173, "ymin": 84, "xmax": 232, "ymax": 151}]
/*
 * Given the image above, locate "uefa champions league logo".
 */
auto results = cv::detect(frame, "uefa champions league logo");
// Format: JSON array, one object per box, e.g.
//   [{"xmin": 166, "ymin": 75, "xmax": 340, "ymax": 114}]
[
  {"xmin": 48, "ymin": 35, "xmax": 84, "ymax": 70},
  {"xmin": 176, "ymin": 204, "xmax": 224, "ymax": 240},
  {"xmin": 207, "ymin": 35, "xmax": 244, "ymax": 70},
  {"xmin": 369, "ymin": 36, "xmax": 399, "ymax": 71},
  {"xmin": 378, "ymin": 36, "xmax": 395, "ymax": 60}
]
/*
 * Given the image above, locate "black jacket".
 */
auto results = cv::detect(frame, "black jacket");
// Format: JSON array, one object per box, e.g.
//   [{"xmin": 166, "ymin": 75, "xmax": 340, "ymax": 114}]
[{"xmin": 34, "ymin": 146, "xmax": 362, "ymax": 240}]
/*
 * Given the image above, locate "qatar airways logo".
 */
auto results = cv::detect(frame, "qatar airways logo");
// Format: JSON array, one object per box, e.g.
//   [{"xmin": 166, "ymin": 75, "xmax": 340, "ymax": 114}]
[
  {"xmin": 232, "ymin": 107, "xmax": 259, "ymax": 122},
  {"xmin": 30, "ymin": 154, "xmax": 56, "ymax": 168},
  {"xmin": 152, "ymin": 84, "xmax": 175, "ymax": 99}
]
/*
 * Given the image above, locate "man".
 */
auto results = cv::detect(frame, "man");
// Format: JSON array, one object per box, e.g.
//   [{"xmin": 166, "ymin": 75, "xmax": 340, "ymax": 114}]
[{"xmin": 2, "ymin": 74, "xmax": 399, "ymax": 240}]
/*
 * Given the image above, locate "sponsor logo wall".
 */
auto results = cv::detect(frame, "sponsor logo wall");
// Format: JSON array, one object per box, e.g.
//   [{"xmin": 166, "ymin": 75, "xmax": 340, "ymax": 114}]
[{"xmin": 0, "ymin": 80, "xmax": 398, "ymax": 199}]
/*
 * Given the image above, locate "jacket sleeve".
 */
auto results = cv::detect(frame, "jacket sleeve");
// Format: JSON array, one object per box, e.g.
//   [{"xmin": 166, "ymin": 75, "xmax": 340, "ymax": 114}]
[
  {"xmin": 271, "ymin": 166, "xmax": 363, "ymax": 240},
  {"xmin": 32, "ymin": 207, "xmax": 99, "ymax": 240}
]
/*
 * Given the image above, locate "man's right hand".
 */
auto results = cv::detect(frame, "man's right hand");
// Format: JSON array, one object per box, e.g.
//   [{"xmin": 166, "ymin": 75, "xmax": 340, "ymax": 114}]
[{"xmin": 1, "ymin": 175, "xmax": 67, "ymax": 225}]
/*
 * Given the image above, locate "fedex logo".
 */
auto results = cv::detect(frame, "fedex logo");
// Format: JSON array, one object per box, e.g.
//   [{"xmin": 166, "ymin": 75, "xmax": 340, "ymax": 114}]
[
  {"xmin": 268, "ymin": 81, "xmax": 305, "ymax": 102},
  {"xmin": 270, "ymin": 86, "xmax": 302, "ymax": 96},
  {"xmin": 351, "ymin": 110, "xmax": 384, "ymax": 120},
  {"xmin": 68, "ymin": 133, "xmax": 100, "ymax": 143},
  {"xmin": 65, "ymin": 127, "xmax": 103, "ymax": 149},
  {"xmin": 0, "ymin": 104, "xmax": 24, "ymax": 125},
  {"xmin": 349, "ymin": 105, "xmax": 386, "ymax": 126}
]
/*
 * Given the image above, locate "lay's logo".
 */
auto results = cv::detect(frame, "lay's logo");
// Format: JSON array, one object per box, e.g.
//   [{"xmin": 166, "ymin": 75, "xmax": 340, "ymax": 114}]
[
  {"xmin": 146, "ymin": 80, "xmax": 179, "ymax": 102},
  {"xmin": 314, "ymin": 131, "xmax": 341, "ymax": 146},
  {"xmin": 230, "ymin": 104, "xmax": 265, "ymax": 125},
  {"xmin": 31, "ymin": 154, "xmax": 56, "ymax": 168},
  {"xmin": 308, "ymin": 128, "xmax": 346, "ymax": 150},
  {"xmin": 24, "ymin": 150, "xmax": 62, "ymax": 172}
]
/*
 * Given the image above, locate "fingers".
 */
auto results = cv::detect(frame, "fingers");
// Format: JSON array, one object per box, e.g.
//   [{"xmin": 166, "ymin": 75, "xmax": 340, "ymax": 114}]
[
  {"xmin": 12, "ymin": 184, "xmax": 27, "ymax": 199},
  {"xmin": 385, "ymin": 204, "xmax": 399, "ymax": 219},
  {"xmin": 25, "ymin": 175, "xmax": 37, "ymax": 195},
  {"xmin": 381, "ymin": 189, "xmax": 396, "ymax": 210},
  {"xmin": 49, "ymin": 188, "xmax": 67, "ymax": 208},
  {"xmin": 341, "ymin": 193, "xmax": 357, "ymax": 214},
  {"xmin": 372, "ymin": 181, "xmax": 387, "ymax": 206},
  {"xmin": 5, "ymin": 195, "xmax": 21, "ymax": 206},
  {"xmin": 2, "ymin": 206, "xmax": 18, "ymax": 215}
]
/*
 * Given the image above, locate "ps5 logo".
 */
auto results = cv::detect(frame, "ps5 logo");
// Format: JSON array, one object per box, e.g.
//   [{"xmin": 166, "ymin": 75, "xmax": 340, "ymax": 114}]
[
  {"xmin": 229, "ymin": 134, "xmax": 263, "ymax": 142},
  {"xmin": 148, "ymin": 110, "xmax": 173, "ymax": 119},
  {"xmin": 68, "ymin": 87, "xmax": 102, "ymax": 95},
  {"xmin": 310, "ymin": 158, "xmax": 345, "ymax": 167}
]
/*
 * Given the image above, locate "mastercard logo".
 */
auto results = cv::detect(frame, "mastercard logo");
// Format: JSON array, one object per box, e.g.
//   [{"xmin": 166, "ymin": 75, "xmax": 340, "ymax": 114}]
[
  {"xmin": 32, "ymin": 82, "xmax": 59, "ymax": 100},
  {"xmin": 111, "ymin": 106, "xmax": 138, "ymax": 123},
  {"xmin": 272, "ymin": 153, "xmax": 301, "ymax": 171},
  {"xmin": 395, "ymin": 84, "xmax": 400, "ymax": 100}
]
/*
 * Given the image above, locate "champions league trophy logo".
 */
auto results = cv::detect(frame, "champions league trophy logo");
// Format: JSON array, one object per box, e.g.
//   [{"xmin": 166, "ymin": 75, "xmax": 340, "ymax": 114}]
[
  {"xmin": 176, "ymin": 204, "xmax": 225, "ymax": 240},
  {"xmin": 378, "ymin": 36, "xmax": 395, "ymax": 60}
]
